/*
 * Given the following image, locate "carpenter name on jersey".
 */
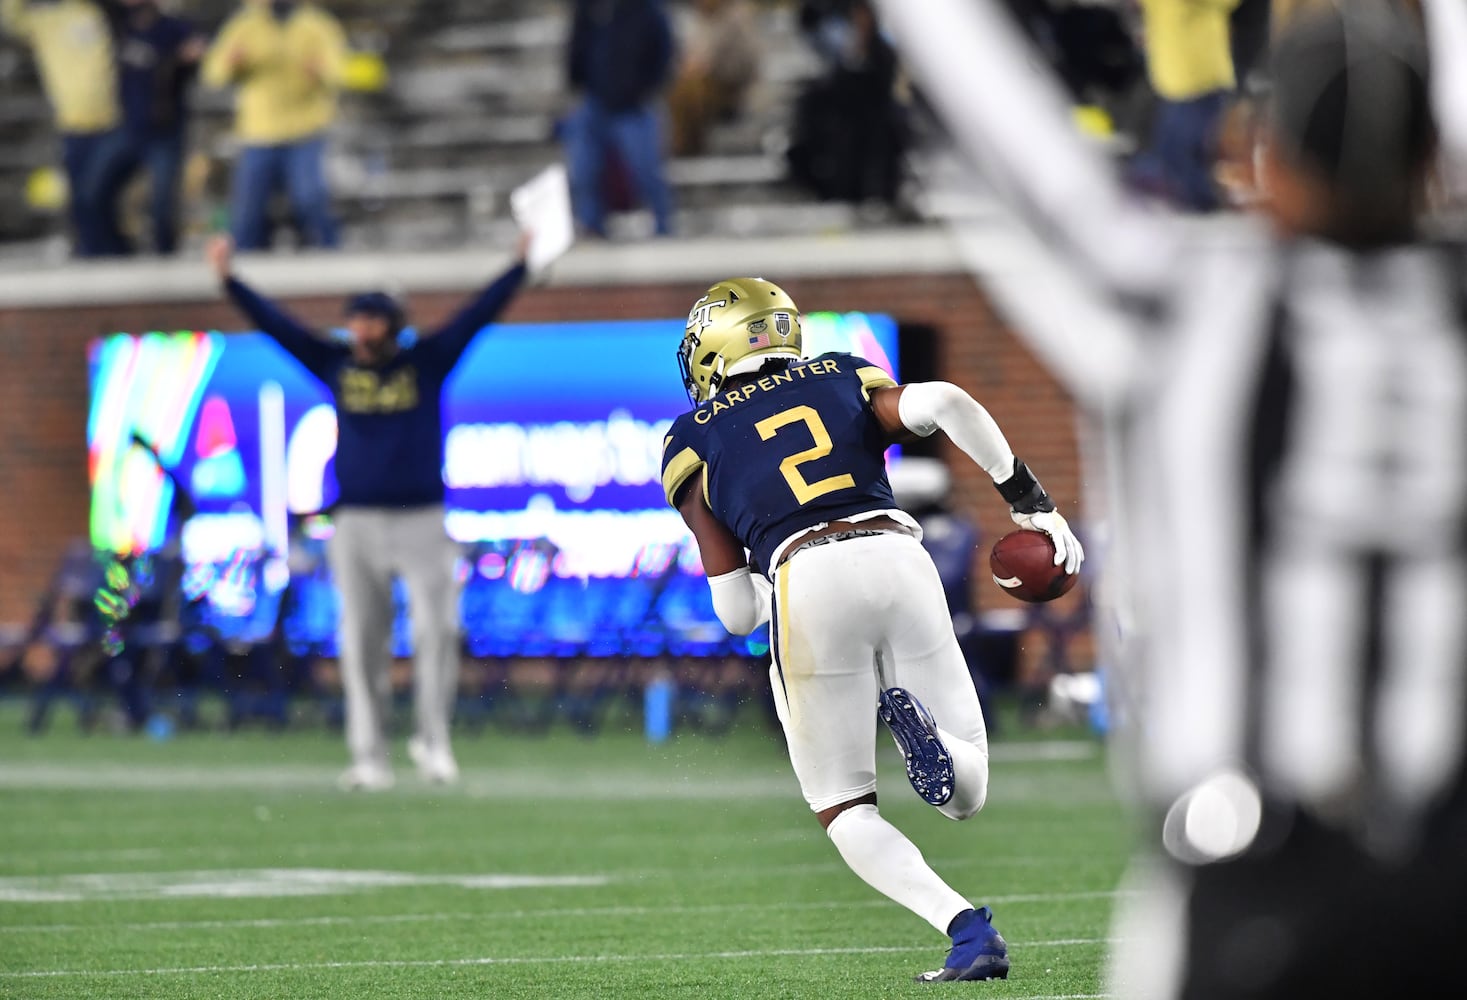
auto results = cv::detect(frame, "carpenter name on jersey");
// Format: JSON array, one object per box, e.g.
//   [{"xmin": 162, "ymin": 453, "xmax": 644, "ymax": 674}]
[{"xmin": 661, "ymin": 352, "xmax": 899, "ymax": 573}]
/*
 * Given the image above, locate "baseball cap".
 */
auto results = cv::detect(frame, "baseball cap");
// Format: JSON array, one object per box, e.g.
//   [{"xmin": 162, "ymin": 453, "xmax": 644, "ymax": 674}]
[{"xmin": 343, "ymin": 291, "xmax": 406, "ymax": 334}]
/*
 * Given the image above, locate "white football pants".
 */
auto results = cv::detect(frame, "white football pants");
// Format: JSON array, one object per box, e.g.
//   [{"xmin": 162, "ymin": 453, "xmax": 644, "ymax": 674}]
[{"xmin": 768, "ymin": 532, "xmax": 990, "ymax": 813}]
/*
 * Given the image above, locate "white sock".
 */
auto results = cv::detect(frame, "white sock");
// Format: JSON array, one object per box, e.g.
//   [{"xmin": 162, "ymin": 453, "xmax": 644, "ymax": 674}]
[
  {"xmin": 825, "ymin": 803, "xmax": 972, "ymax": 933},
  {"xmin": 936, "ymin": 726, "xmax": 989, "ymax": 822}
]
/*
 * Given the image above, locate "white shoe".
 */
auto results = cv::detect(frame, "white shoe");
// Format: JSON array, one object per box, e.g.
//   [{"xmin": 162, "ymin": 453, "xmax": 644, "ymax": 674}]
[
  {"xmin": 337, "ymin": 762, "xmax": 395, "ymax": 792},
  {"xmin": 408, "ymin": 737, "xmax": 460, "ymax": 785}
]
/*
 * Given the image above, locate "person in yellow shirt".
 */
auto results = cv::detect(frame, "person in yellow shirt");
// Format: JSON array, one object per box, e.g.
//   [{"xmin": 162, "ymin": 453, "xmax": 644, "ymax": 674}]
[
  {"xmin": 202, "ymin": 0, "xmax": 347, "ymax": 250},
  {"xmin": 1, "ymin": 0, "xmax": 119, "ymax": 256},
  {"xmin": 1130, "ymin": 0, "xmax": 1242, "ymax": 211}
]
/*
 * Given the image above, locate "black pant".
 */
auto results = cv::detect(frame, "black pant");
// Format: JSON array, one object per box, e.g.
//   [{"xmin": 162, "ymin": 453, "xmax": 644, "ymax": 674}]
[
  {"xmin": 1178, "ymin": 794, "xmax": 1467, "ymax": 999},
  {"xmin": 787, "ymin": 78, "xmax": 904, "ymax": 205}
]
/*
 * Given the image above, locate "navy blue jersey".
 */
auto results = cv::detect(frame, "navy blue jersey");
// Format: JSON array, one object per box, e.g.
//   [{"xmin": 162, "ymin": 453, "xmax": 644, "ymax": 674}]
[{"xmin": 662, "ymin": 353, "xmax": 899, "ymax": 573}]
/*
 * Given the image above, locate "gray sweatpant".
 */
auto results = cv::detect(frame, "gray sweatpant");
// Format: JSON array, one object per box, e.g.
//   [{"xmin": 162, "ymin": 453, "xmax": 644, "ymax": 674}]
[{"xmin": 326, "ymin": 504, "xmax": 462, "ymax": 768}]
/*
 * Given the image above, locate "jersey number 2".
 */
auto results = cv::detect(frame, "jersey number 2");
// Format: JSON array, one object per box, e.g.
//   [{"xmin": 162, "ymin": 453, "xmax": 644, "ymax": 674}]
[{"xmin": 754, "ymin": 405, "xmax": 856, "ymax": 505}]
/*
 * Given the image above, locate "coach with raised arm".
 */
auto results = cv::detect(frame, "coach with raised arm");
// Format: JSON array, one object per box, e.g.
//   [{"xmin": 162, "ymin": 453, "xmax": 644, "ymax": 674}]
[{"xmin": 206, "ymin": 231, "xmax": 530, "ymax": 791}]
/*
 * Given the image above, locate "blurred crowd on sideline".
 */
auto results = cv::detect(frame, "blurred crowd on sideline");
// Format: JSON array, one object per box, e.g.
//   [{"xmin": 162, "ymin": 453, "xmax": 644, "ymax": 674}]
[{"xmin": 0, "ymin": 0, "xmax": 1453, "ymax": 260}]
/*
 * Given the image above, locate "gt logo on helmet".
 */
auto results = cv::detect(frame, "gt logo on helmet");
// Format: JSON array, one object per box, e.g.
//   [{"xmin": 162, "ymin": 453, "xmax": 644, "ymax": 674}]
[{"xmin": 687, "ymin": 298, "xmax": 729, "ymax": 334}]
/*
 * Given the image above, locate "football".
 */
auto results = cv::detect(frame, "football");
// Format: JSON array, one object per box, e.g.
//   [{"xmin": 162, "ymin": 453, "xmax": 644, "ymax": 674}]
[{"xmin": 989, "ymin": 529, "xmax": 1077, "ymax": 603}]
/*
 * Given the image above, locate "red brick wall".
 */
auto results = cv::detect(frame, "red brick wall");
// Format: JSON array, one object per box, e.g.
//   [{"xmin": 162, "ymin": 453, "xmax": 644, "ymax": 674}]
[{"xmin": 0, "ymin": 273, "xmax": 1083, "ymax": 624}]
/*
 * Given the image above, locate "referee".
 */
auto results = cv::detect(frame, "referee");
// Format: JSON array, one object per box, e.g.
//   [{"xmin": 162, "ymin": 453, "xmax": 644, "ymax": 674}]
[
  {"xmin": 877, "ymin": 0, "xmax": 1467, "ymax": 997},
  {"xmin": 208, "ymin": 232, "xmax": 529, "ymax": 790}
]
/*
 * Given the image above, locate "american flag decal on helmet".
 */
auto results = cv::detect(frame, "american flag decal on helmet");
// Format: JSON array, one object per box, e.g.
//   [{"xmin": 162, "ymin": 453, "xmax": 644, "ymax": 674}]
[{"xmin": 748, "ymin": 332, "xmax": 772, "ymax": 348}]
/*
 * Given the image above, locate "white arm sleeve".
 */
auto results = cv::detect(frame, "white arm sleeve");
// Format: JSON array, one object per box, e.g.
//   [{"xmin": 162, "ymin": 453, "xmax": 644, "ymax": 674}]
[
  {"xmin": 708, "ymin": 567, "xmax": 770, "ymax": 636},
  {"xmin": 897, "ymin": 381, "xmax": 1016, "ymax": 484}
]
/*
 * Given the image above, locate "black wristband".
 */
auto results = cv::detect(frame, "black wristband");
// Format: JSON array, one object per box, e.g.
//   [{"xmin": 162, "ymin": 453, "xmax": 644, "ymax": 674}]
[{"xmin": 995, "ymin": 458, "xmax": 1055, "ymax": 515}]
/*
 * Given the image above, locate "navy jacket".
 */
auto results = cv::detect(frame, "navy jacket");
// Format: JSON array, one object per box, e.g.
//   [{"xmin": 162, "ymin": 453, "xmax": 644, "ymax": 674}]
[
  {"xmin": 114, "ymin": 10, "xmax": 196, "ymax": 136},
  {"xmin": 224, "ymin": 263, "xmax": 527, "ymax": 509},
  {"xmin": 568, "ymin": 0, "xmax": 674, "ymax": 112}
]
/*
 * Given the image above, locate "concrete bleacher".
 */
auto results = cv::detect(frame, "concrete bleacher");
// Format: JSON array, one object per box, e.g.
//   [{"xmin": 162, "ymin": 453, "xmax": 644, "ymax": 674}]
[{"xmin": 0, "ymin": 0, "xmax": 868, "ymax": 264}]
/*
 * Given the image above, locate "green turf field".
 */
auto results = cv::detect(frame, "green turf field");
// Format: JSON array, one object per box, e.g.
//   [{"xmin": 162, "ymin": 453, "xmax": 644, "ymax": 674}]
[{"xmin": 0, "ymin": 706, "xmax": 1129, "ymax": 999}]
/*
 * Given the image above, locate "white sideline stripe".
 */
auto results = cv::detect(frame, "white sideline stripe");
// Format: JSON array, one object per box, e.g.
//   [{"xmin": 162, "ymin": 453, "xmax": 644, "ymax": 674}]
[
  {"xmin": 0, "ymin": 889, "xmax": 1128, "ymax": 934},
  {"xmin": 991, "ymin": 741, "xmax": 1100, "ymax": 762},
  {"xmin": 0, "ymin": 742, "xmax": 1098, "ymax": 796},
  {"xmin": 0, "ymin": 939, "xmax": 1118, "ymax": 979},
  {"xmin": 0, "ymin": 763, "xmax": 801, "ymax": 798}
]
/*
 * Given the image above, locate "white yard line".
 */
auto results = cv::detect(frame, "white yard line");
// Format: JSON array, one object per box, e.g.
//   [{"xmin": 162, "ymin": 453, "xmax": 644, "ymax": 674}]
[
  {"xmin": 13, "ymin": 827, "xmax": 820, "ymax": 865},
  {"xmin": 1, "ymin": 889, "xmax": 1128, "ymax": 934},
  {"xmin": 8, "ymin": 840, "xmax": 1095, "ymax": 871},
  {"xmin": 0, "ymin": 939, "xmax": 1118, "ymax": 979},
  {"xmin": 0, "ymin": 854, "xmax": 1112, "ymax": 902},
  {"xmin": 0, "ymin": 869, "xmax": 613, "ymax": 903}
]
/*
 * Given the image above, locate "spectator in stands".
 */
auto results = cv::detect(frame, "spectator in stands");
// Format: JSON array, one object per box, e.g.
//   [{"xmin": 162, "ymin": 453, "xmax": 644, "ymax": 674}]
[
  {"xmin": 666, "ymin": 0, "xmax": 760, "ymax": 157},
  {"xmin": 1014, "ymin": 0, "xmax": 1144, "ymax": 107},
  {"xmin": 788, "ymin": 0, "xmax": 905, "ymax": 206},
  {"xmin": 205, "ymin": 228, "xmax": 531, "ymax": 791},
  {"xmin": 84, "ymin": 0, "xmax": 204, "ymax": 255},
  {"xmin": 1, "ymin": 0, "xmax": 119, "ymax": 256},
  {"xmin": 563, "ymin": 0, "xmax": 676, "ymax": 237},
  {"xmin": 1128, "ymin": 0, "xmax": 1241, "ymax": 212},
  {"xmin": 202, "ymin": 0, "xmax": 347, "ymax": 251}
]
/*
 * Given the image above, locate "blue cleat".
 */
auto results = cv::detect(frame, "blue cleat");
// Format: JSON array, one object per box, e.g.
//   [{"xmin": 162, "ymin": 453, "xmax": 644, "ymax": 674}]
[
  {"xmin": 878, "ymin": 687, "xmax": 954, "ymax": 806},
  {"xmin": 916, "ymin": 906, "xmax": 1010, "ymax": 983}
]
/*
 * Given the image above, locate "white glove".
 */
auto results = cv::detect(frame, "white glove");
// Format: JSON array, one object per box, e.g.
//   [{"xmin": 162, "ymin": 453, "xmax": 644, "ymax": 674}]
[{"xmin": 1011, "ymin": 509, "xmax": 1084, "ymax": 576}]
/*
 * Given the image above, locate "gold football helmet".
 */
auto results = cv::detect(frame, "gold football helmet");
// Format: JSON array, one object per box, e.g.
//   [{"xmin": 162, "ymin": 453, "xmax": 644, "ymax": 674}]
[{"xmin": 678, "ymin": 278, "xmax": 804, "ymax": 403}]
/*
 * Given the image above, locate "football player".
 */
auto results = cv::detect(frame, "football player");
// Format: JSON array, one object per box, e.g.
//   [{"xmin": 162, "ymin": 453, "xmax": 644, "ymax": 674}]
[{"xmin": 662, "ymin": 278, "xmax": 1084, "ymax": 982}]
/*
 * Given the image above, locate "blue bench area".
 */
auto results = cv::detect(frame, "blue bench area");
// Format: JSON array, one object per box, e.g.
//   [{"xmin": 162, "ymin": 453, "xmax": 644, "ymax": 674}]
[{"xmin": 0, "ymin": 539, "xmax": 773, "ymax": 738}]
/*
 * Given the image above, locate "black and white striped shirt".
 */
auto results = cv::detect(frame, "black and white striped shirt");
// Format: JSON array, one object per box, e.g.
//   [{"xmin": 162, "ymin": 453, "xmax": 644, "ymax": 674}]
[{"xmin": 878, "ymin": 0, "xmax": 1467, "ymax": 835}]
